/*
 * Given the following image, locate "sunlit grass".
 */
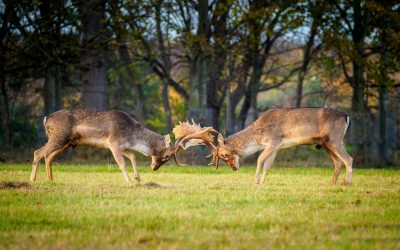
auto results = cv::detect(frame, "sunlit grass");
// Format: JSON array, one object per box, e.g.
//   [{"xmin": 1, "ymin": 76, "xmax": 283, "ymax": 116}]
[{"xmin": 0, "ymin": 164, "xmax": 399, "ymax": 249}]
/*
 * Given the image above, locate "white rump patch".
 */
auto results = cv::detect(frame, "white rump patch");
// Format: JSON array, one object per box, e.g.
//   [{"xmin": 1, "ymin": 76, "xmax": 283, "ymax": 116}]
[{"xmin": 344, "ymin": 116, "xmax": 350, "ymax": 135}]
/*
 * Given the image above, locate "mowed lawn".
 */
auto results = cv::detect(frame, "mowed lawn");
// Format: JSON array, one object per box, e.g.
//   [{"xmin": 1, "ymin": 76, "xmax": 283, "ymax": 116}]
[{"xmin": 0, "ymin": 164, "xmax": 399, "ymax": 250}]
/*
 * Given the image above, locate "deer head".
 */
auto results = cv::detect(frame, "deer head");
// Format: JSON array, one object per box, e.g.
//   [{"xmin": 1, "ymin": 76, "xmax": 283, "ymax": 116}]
[
  {"xmin": 214, "ymin": 133, "xmax": 240, "ymax": 171},
  {"xmin": 150, "ymin": 134, "xmax": 183, "ymax": 170}
]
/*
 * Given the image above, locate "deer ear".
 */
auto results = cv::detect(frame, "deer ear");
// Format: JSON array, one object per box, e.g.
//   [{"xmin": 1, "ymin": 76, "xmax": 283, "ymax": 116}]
[
  {"xmin": 218, "ymin": 133, "xmax": 225, "ymax": 145},
  {"xmin": 164, "ymin": 134, "xmax": 172, "ymax": 147}
]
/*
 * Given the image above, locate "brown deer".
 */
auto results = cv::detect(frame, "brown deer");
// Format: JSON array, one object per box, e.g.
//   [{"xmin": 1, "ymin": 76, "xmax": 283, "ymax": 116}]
[
  {"xmin": 31, "ymin": 109, "xmax": 185, "ymax": 183},
  {"xmin": 177, "ymin": 108, "xmax": 353, "ymax": 185}
]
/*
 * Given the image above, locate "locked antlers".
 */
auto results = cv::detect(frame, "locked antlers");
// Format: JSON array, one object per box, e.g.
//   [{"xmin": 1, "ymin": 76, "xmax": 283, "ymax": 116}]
[{"xmin": 172, "ymin": 120, "xmax": 220, "ymax": 168}]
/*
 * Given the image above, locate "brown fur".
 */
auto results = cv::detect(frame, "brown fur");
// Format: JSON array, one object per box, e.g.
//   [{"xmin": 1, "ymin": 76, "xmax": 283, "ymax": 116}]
[
  {"xmin": 31, "ymin": 109, "xmax": 175, "ymax": 183},
  {"xmin": 217, "ymin": 107, "xmax": 353, "ymax": 185}
]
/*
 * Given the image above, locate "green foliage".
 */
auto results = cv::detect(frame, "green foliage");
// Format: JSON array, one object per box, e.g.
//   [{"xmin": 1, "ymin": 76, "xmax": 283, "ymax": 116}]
[
  {"xmin": 0, "ymin": 105, "xmax": 38, "ymax": 148},
  {"xmin": 9, "ymin": 107, "xmax": 38, "ymax": 148},
  {"xmin": 0, "ymin": 165, "xmax": 399, "ymax": 249}
]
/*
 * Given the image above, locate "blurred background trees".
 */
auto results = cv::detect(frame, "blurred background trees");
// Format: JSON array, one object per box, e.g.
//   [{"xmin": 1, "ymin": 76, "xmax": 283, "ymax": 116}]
[{"xmin": 0, "ymin": 0, "xmax": 399, "ymax": 165}]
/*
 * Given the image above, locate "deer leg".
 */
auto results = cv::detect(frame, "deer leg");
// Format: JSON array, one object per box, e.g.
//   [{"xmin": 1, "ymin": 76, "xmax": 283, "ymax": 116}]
[
  {"xmin": 326, "ymin": 142, "xmax": 353, "ymax": 185},
  {"xmin": 123, "ymin": 151, "xmax": 140, "ymax": 183},
  {"xmin": 31, "ymin": 145, "xmax": 48, "ymax": 182},
  {"xmin": 255, "ymin": 145, "xmax": 279, "ymax": 185},
  {"xmin": 109, "ymin": 143, "xmax": 131, "ymax": 183},
  {"xmin": 260, "ymin": 151, "xmax": 278, "ymax": 185},
  {"xmin": 326, "ymin": 148, "xmax": 343, "ymax": 185},
  {"xmin": 44, "ymin": 144, "xmax": 69, "ymax": 181}
]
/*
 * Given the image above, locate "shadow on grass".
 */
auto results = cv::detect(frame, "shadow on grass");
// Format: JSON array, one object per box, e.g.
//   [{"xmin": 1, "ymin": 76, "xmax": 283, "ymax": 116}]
[
  {"xmin": 134, "ymin": 182, "xmax": 165, "ymax": 189},
  {"xmin": 0, "ymin": 181, "xmax": 31, "ymax": 190}
]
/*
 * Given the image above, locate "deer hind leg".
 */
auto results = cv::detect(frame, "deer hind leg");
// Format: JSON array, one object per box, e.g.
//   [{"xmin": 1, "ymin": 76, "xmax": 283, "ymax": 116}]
[
  {"xmin": 44, "ymin": 144, "xmax": 70, "ymax": 181},
  {"xmin": 109, "ymin": 143, "xmax": 131, "ymax": 183},
  {"xmin": 31, "ymin": 145, "xmax": 48, "ymax": 182},
  {"xmin": 326, "ymin": 142, "xmax": 353, "ymax": 185},
  {"xmin": 123, "ymin": 151, "xmax": 140, "ymax": 183},
  {"xmin": 326, "ymin": 147, "xmax": 343, "ymax": 185},
  {"xmin": 260, "ymin": 151, "xmax": 278, "ymax": 185}
]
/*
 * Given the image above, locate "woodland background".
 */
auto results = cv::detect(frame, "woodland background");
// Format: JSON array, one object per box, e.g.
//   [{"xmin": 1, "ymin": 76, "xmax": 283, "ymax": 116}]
[{"xmin": 0, "ymin": 0, "xmax": 399, "ymax": 166}]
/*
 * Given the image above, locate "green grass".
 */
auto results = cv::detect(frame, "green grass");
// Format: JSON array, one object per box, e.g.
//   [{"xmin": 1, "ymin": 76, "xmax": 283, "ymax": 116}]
[{"xmin": 0, "ymin": 163, "xmax": 399, "ymax": 249}]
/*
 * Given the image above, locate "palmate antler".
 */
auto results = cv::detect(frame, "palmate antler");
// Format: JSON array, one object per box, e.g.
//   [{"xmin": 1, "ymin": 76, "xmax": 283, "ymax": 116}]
[{"xmin": 172, "ymin": 120, "xmax": 220, "ymax": 169}]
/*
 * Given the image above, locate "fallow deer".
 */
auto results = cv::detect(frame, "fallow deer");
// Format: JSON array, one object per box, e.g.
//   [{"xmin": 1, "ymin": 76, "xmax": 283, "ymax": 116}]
[
  {"xmin": 178, "ymin": 108, "xmax": 353, "ymax": 185},
  {"xmin": 31, "ymin": 109, "xmax": 185, "ymax": 183}
]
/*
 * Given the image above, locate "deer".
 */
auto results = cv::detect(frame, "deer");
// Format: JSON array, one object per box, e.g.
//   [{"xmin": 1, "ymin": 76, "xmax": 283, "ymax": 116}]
[
  {"xmin": 31, "ymin": 109, "xmax": 188, "ymax": 184},
  {"xmin": 176, "ymin": 108, "xmax": 353, "ymax": 185}
]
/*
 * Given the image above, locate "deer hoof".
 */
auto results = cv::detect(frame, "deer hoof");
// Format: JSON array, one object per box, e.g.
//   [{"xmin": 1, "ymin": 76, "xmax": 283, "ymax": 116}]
[
  {"xmin": 342, "ymin": 180, "xmax": 352, "ymax": 186},
  {"xmin": 134, "ymin": 176, "xmax": 141, "ymax": 183}
]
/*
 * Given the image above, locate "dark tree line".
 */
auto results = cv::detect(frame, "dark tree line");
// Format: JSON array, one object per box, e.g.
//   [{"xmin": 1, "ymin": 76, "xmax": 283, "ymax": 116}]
[{"xmin": 0, "ymin": 0, "xmax": 399, "ymax": 165}]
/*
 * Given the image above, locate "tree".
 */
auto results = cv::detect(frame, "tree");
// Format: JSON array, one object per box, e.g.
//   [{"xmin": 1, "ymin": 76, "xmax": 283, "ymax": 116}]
[
  {"xmin": 78, "ymin": 0, "xmax": 109, "ymax": 110},
  {"xmin": 227, "ymin": 0, "xmax": 304, "ymax": 130},
  {"xmin": 295, "ymin": 1, "xmax": 323, "ymax": 107},
  {"xmin": 326, "ymin": 0, "xmax": 374, "ymax": 163}
]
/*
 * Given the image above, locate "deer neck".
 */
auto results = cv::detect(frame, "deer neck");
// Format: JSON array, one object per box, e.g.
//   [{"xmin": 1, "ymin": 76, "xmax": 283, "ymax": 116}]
[
  {"xmin": 129, "ymin": 128, "xmax": 166, "ymax": 156},
  {"xmin": 225, "ymin": 128, "xmax": 264, "ymax": 157}
]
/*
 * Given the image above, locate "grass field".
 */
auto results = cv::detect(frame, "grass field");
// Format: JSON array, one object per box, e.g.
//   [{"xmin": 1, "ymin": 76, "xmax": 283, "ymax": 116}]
[{"xmin": 0, "ymin": 164, "xmax": 399, "ymax": 249}]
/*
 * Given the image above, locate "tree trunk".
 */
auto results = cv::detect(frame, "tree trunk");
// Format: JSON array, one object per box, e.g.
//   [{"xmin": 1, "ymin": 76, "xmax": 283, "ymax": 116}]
[
  {"xmin": 79, "ymin": 0, "xmax": 108, "ymax": 111},
  {"xmin": 155, "ymin": 1, "xmax": 174, "ymax": 131},
  {"xmin": 188, "ymin": 65, "xmax": 200, "ymax": 108},
  {"xmin": 250, "ymin": 69, "xmax": 262, "ymax": 122},
  {"xmin": 197, "ymin": 0, "xmax": 208, "ymax": 108},
  {"xmin": 378, "ymin": 81, "xmax": 388, "ymax": 163},
  {"xmin": 378, "ymin": 30, "xmax": 389, "ymax": 164},
  {"xmin": 350, "ymin": 0, "xmax": 368, "ymax": 164},
  {"xmin": 350, "ymin": 61, "xmax": 367, "ymax": 163},
  {"xmin": 0, "ymin": 75, "xmax": 12, "ymax": 147},
  {"xmin": 117, "ymin": 45, "xmax": 148, "ymax": 121},
  {"xmin": 238, "ymin": 87, "xmax": 251, "ymax": 130},
  {"xmin": 295, "ymin": 6, "xmax": 319, "ymax": 108},
  {"xmin": 39, "ymin": 0, "xmax": 63, "ymax": 114},
  {"xmin": 44, "ymin": 67, "xmax": 56, "ymax": 115},
  {"xmin": 295, "ymin": 20, "xmax": 317, "ymax": 107},
  {"xmin": 226, "ymin": 83, "xmax": 234, "ymax": 136},
  {"xmin": 55, "ymin": 66, "xmax": 62, "ymax": 111},
  {"xmin": 162, "ymin": 82, "xmax": 173, "ymax": 132},
  {"xmin": 188, "ymin": 0, "xmax": 208, "ymax": 109}
]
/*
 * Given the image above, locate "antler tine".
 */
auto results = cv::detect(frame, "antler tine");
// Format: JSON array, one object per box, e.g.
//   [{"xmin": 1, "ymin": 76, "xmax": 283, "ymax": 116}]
[
  {"xmin": 173, "ymin": 154, "xmax": 184, "ymax": 166},
  {"xmin": 213, "ymin": 156, "xmax": 220, "ymax": 170},
  {"xmin": 208, "ymin": 154, "xmax": 216, "ymax": 165},
  {"xmin": 172, "ymin": 120, "xmax": 221, "ymax": 168},
  {"xmin": 175, "ymin": 128, "xmax": 213, "ymax": 150},
  {"xmin": 172, "ymin": 137, "xmax": 185, "ymax": 166}
]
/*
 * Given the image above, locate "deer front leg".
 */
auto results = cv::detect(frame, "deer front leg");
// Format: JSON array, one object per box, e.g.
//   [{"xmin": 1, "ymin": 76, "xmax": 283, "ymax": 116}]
[
  {"xmin": 255, "ymin": 148, "xmax": 274, "ymax": 185},
  {"xmin": 255, "ymin": 142, "xmax": 280, "ymax": 185},
  {"xmin": 123, "ymin": 151, "xmax": 140, "ymax": 183},
  {"xmin": 260, "ymin": 151, "xmax": 278, "ymax": 185},
  {"xmin": 109, "ymin": 143, "xmax": 131, "ymax": 184}
]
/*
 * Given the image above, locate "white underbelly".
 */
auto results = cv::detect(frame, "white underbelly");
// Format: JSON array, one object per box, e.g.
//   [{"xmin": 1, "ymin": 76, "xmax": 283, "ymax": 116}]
[
  {"xmin": 78, "ymin": 137, "xmax": 108, "ymax": 148},
  {"xmin": 281, "ymin": 137, "xmax": 314, "ymax": 149}
]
